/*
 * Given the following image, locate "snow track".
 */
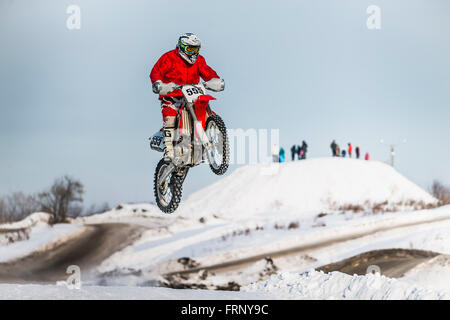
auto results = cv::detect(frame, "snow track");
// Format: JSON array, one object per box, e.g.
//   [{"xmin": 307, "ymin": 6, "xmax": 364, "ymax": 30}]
[
  {"xmin": 165, "ymin": 207, "xmax": 450, "ymax": 276},
  {"xmin": 0, "ymin": 223, "xmax": 146, "ymax": 283}
]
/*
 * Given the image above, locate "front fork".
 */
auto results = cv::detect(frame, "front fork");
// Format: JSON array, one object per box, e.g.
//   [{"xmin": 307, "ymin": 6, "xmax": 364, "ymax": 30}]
[
  {"xmin": 158, "ymin": 163, "xmax": 174, "ymax": 188},
  {"xmin": 157, "ymin": 163, "xmax": 188, "ymax": 188},
  {"xmin": 186, "ymin": 102, "xmax": 212, "ymax": 150}
]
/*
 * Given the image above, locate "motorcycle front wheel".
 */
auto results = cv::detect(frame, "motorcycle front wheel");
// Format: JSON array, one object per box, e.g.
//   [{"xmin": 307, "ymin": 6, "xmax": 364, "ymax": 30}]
[
  {"xmin": 153, "ymin": 159, "xmax": 185, "ymax": 213},
  {"xmin": 205, "ymin": 114, "xmax": 230, "ymax": 175}
]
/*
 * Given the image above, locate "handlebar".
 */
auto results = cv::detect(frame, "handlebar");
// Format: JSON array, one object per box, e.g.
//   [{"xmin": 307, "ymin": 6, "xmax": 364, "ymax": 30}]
[{"xmin": 173, "ymin": 83, "xmax": 206, "ymax": 91}]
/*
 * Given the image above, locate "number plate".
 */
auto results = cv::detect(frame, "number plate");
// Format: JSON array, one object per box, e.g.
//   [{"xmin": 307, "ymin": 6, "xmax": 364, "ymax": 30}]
[
  {"xmin": 150, "ymin": 131, "xmax": 165, "ymax": 152},
  {"xmin": 181, "ymin": 84, "xmax": 205, "ymax": 103}
]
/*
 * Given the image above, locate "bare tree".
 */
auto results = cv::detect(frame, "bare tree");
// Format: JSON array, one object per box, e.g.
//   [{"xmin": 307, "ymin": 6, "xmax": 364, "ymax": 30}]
[
  {"xmin": 0, "ymin": 197, "xmax": 6, "ymax": 223},
  {"xmin": 430, "ymin": 180, "xmax": 450, "ymax": 205},
  {"xmin": 37, "ymin": 176, "xmax": 84, "ymax": 223},
  {"xmin": 68, "ymin": 204, "xmax": 84, "ymax": 218},
  {"xmin": 0, "ymin": 192, "xmax": 39, "ymax": 224},
  {"xmin": 7, "ymin": 192, "xmax": 39, "ymax": 220},
  {"xmin": 84, "ymin": 202, "xmax": 110, "ymax": 217}
]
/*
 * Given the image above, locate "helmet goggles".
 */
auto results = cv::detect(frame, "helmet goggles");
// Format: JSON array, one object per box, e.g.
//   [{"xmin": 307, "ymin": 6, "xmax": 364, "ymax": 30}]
[{"xmin": 179, "ymin": 40, "xmax": 200, "ymax": 56}]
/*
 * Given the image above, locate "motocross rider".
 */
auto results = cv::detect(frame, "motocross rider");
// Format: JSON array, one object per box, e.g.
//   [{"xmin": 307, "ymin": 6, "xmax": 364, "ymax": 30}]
[{"xmin": 150, "ymin": 33, "xmax": 225, "ymax": 162}]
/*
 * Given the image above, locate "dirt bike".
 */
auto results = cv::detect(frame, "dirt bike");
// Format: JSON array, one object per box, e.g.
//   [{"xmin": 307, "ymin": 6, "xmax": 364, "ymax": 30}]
[{"xmin": 149, "ymin": 83, "xmax": 229, "ymax": 213}]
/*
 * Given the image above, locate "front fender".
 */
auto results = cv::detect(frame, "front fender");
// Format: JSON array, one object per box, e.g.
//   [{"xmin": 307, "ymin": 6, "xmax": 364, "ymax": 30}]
[
  {"xmin": 194, "ymin": 95, "xmax": 216, "ymax": 129},
  {"xmin": 196, "ymin": 94, "xmax": 216, "ymax": 103}
]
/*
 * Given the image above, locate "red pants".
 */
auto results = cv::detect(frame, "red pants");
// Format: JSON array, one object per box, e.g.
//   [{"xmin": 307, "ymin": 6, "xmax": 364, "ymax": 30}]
[{"xmin": 161, "ymin": 97, "xmax": 182, "ymax": 121}]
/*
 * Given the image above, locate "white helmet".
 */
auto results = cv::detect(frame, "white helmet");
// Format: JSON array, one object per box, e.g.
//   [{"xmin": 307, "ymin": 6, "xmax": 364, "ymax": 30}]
[{"xmin": 176, "ymin": 33, "xmax": 201, "ymax": 64}]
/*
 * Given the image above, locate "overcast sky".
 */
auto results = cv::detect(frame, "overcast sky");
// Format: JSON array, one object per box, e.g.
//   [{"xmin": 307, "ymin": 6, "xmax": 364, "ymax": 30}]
[{"xmin": 1, "ymin": 0, "xmax": 449, "ymax": 207}]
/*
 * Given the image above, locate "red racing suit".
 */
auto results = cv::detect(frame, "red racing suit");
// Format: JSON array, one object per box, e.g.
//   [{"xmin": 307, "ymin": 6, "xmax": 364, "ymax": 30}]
[{"xmin": 150, "ymin": 49, "xmax": 219, "ymax": 119}]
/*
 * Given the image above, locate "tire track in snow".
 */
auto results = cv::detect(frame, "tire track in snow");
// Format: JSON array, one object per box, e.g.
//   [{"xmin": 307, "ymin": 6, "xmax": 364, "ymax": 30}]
[
  {"xmin": 0, "ymin": 223, "xmax": 147, "ymax": 284},
  {"xmin": 164, "ymin": 214, "xmax": 450, "ymax": 277}
]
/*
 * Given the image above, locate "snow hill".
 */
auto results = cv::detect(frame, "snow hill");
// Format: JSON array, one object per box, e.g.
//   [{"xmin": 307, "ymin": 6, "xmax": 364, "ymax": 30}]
[{"xmin": 178, "ymin": 158, "xmax": 436, "ymax": 220}]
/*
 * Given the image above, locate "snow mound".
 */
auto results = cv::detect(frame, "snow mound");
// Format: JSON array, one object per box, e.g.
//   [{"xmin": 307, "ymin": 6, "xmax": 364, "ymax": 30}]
[
  {"xmin": 0, "ymin": 210, "xmax": 85, "ymax": 263},
  {"xmin": 0, "ymin": 212, "xmax": 52, "ymax": 246},
  {"xmin": 402, "ymin": 255, "xmax": 450, "ymax": 293},
  {"xmin": 80, "ymin": 203, "xmax": 172, "ymax": 224},
  {"xmin": 0, "ymin": 212, "xmax": 51, "ymax": 230},
  {"xmin": 0, "ymin": 223, "xmax": 84, "ymax": 263},
  {"xmin": 242, "ymin": 270, "xmax": 450, "ymax": 300},
  {"xmin": 179, "ymin": 158, "xmax": 436, "ymax": 219}
]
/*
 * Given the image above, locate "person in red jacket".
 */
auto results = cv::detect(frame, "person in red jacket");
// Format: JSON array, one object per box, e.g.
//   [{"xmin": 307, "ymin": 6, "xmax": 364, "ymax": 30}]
[
  {"xmin": 365, "ymin": 152, "xmax": 370, "ymax": 161},
  {"xmin": 150, "ymin": 33, "xmax": 225, "ymax": 161},
  {"xmin": 348, "ymin": 143, "xmax": 352, "ymax": 158}
]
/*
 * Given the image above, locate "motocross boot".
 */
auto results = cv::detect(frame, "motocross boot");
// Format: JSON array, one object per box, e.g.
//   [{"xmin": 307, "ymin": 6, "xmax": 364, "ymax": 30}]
[{"xmin": 163, "ymin": 127, "xmax": 175, "ymax": 162}]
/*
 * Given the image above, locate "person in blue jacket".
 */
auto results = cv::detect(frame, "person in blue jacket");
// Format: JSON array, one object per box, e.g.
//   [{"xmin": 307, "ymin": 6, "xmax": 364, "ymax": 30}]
[{"xmin": 279, "ymin": 147, "xmax": 285, "ymax": 163}]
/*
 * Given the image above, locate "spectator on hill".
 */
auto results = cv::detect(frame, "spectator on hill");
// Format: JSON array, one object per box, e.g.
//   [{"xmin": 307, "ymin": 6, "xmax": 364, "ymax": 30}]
[
  {"xmin": 296, "ymin": 145, "xmax": 301, "ymax": 160},
  {"xmin": 342, "ymin": 149, "xmax": 346, "ymax": 157},
  {"xmin": 330, "ymin": 140, "xmax": 337, "ymax": 156},
  {"xmin": 365, "ymin": 152, "xmax": 370, "ymax": 161},
  {"xmin": 301, "ymin": 140, "xmax": 308, "ymax": 159},
  {"xmin": 355, "ymin": 146, "xmax": 360, "ymax": 159},
  {"xmin": 348, "ymin": 143, "xmax": 352, "ymax": 158},
  {"xmin": 279, "ymin": 147, "xmax": 285, "ymax": 163},
  {"xmin": 290, "ymin": 145, "xmax": 297, "ymax": 161},
  {"xmin": 335, "ymin": 144, "xmax": 341, "ymax": 157}
]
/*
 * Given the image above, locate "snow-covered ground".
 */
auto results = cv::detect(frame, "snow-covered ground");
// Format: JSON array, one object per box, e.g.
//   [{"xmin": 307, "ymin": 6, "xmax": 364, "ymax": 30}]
[
  {"xmin": 0, "ymin": 212, "xmax": 84, "ymax": 263},
  {"xmin": 1, "ymin": 269, "xmax": 448, "ymax": 300},
  {"xmin": 0, "ymin": 283, "xmax": 270, "ymax": 300},
  {"xmin": 79, "ymin": 203, "xmax": 175, "ymax": 226},
  {"xmin": 97, "ymin": 205, "xmax": 450, "ymax": 276},
  {"xmin": 0, "ymin": 212, "xmax": 51, "ymax": 230},
  {"xmin": 242, "ymin": 270, "xmax": 449, "ymax": 300},
  {"xmin": 1, "ymin": 158, "xmax": 449, "ymax": 299},
  {"xmin": 308, "ymin": 208, "xmax": 450, "ymax": 268},
  {"xmin": 402, "ymin": 255, "xmax": 450, "ymax": 293},
  {"xmin": 91, "ymin": 160, "xmax": 446, "ymax": 286}
]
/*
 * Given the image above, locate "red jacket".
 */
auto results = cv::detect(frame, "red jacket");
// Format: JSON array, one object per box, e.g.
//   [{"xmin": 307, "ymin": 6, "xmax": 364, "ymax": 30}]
[{"xmin": 150, "ymin": 49, "xmax": 219, "ymax": 86}]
